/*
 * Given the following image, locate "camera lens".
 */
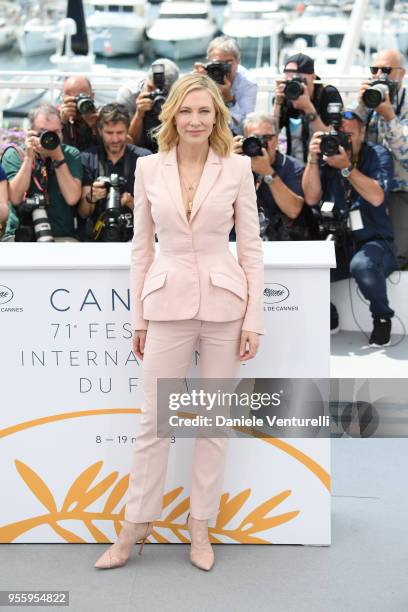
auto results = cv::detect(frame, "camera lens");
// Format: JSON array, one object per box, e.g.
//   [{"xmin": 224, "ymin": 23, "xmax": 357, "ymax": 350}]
[
  {"xmin": 77, "ymin": 97, "xmax": 96, "ymax": 115},
  {"xmin": 39, "ymin": 130, "xmax": 60, "ymax": 151},
  {"xmin": 206, "ymin": 62, "xmax": 227, "ymax": 85},
  {"xmin": 362, "ymin": 84, "xmax": 388, "ymax": 109},
  {"xmin": 242, "ymin": 136, "xmax": 264, "ymax": 157},
  {"xmin": 284, "ymin": 80, "xmax": 303, "ymax": 101},
  {"xmin": 320, "ymin": 135, "xmax": 340, "ymax": 157},
  {"xmin": 32, "ymin": 208, "xmax": 54, "ymax": 242},
  {"xmin": 151, "ymin": 93, "xmax": 166, "ymax": 114}
]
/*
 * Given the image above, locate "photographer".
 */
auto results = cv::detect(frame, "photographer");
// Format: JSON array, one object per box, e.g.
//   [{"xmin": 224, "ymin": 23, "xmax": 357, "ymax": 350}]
[
  {"xmin": 302, "ymin": 107, "xmax": 398, "ymax": 346},
  {"xmin": 354, "ymin": 49, "xmax": 408, "ymax": 264},
  {"xmin": 233, "ymin": 112, "xmax": 314, "ymax": 241},
  {"xmin": 273, "ymin": 53, "xmax": 343, "ymax": 163},
  {"xmin": 194, "ymin": 35, "xmax": 257, "ymax": 135},
  {"xmin": 2, "ymin": 104, "xmax": 82, "ymax": 242},
  {"xmin": 79, "ymin": 103, "xmax": 151, "ymax": 242},
  {"xmin": 117, "ymin": 59, "xmax": 179, "ymax": 153},
  {"xmin": 59, "ymin": 76, "xmax": 99, "ymax": 152}
]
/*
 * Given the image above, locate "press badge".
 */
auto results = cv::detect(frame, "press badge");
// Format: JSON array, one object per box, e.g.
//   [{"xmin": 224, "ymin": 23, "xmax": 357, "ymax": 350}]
[{"xmin": 349, "ymin": 209, "xmax": 364, "ymax": 231}]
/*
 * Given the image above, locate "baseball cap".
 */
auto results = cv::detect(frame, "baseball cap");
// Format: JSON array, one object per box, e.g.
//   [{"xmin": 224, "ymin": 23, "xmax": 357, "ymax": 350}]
[{"xmin": 284, "ymin": 53, "xmax": 315, "ymax": 74}]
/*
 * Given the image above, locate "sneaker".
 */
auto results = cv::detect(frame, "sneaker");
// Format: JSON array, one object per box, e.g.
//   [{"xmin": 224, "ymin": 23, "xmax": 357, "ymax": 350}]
[
  {"xmin": 330, "ymin": 303, "xmax": 340, "ymax": 335},
  {"xmin": 369, "ymin": 317, "xmax": 391, "ymax": 347}
]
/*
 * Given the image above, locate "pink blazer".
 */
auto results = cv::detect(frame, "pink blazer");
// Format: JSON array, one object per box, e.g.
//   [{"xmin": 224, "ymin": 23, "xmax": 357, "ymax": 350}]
[{"xmin": 130, "ymin": 145, "xmax": 265, "ymax": 335}]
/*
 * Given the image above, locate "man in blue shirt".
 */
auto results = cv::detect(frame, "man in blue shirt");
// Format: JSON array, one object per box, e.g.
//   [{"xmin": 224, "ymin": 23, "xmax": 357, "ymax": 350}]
[
  {"xmin": 232, "ymin": 112, "xmax": 316, "ymax": 241},
  {"xmin": 302, "ymin": 107, "xmax": 399, "ymax": 347},
  {"xmin": 194, "ymin": 35, "xmax": 257, "ymax": 135}
]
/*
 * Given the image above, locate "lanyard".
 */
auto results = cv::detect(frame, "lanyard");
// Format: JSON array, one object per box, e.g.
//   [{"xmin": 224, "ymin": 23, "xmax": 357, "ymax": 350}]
[{"xmin": 31, "ymin": 158, "xmax": 49, "ymax": 203}]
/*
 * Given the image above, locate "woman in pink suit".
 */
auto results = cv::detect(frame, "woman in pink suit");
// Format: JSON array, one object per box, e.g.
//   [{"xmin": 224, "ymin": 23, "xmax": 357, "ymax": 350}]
[{"xmin": 95, "ymin": 73, "xmax": 265, "ymax": 572}]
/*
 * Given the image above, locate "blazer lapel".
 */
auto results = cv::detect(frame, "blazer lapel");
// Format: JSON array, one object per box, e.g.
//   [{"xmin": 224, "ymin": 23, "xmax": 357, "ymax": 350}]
[
  {"xmin": 189, "ymin": 147, "xmax": 222, "ymax": 224},
  {"xmin": 161, "ymin": 147, "xmax": 187, "ymax": 226}
]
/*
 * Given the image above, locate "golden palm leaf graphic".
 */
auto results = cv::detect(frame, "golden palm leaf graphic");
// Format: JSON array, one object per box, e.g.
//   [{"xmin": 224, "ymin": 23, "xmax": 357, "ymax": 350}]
[{"xmin": 0, "ymin": 460, "xmax": 300, "ymax": 544}]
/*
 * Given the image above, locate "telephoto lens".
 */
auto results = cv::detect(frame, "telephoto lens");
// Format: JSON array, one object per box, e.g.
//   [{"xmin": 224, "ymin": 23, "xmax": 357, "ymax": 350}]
[{"xmin": 26, "ymin": 194, "xmax": 54, "ymax": 242}]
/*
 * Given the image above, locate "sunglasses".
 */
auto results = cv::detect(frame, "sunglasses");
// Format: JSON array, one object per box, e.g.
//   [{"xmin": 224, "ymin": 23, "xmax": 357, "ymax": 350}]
[
  {"xmin": 369, "ymin": 66, "xmax": 402, "ymax": 75},
  {"xmin": 341, "ymin": 111, "xmax": 360, "ymax": 121}
]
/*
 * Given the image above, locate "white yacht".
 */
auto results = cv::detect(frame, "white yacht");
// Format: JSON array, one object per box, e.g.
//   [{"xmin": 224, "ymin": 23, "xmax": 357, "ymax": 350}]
[
  {"xmin": 283, "ymin": 4, "xmax": 349, "ymax": 49},
  {"xmin": 85, "ymin": 0, "xmax": 147, "ymax": 57},
  {"xmin": 222, "ymin": 1, "xmax": 291, "ymax": 67},
  {"xmin": 17, "ymin": 1, "xmax": 65, "ymax": 57},
  {"xmin": 146, "ymin": 1, "xmax": 217, "ymax": 61}
]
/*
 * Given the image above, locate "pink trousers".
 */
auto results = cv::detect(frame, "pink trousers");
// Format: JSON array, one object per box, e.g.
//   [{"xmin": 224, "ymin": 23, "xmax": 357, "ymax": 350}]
[{"xmin": 124, "ymin": 318, "xmax": 243, "ymax": 522}]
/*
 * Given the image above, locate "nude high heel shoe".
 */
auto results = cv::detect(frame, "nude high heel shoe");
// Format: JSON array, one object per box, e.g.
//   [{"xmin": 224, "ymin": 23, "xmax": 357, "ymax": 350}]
[
  {"xmin": 94, "ymin": 520, "xmax": 153, "ymax": 569},
  {"xmin": 186, "ymin": 512, "xmax": 215, "ymax": 571}
]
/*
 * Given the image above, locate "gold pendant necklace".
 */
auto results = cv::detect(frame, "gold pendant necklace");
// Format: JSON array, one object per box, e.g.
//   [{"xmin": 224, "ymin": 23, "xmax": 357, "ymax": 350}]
[{"xmin": 180, "ymin": 173, "xmax": 197, "ymax": 216}]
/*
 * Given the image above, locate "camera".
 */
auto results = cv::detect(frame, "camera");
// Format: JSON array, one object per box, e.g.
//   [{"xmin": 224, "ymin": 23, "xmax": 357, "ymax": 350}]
[
  {"xmin": 242, "ymin": 135, "xmax": 269, "ymax": 157},
  {"xmin": 93, "ymin": 174, "xmax": 132, "ymax": 242},
  {"xmin": 362, "ymin": 75, "xmax": 398, "ymax": 109},
  {"xmin": 146, "ymin": 63, "xmax": 168, "ymax": 115},
  {"xmin": 320, "ymin": 103, "xmax": 351, "ymax": 157},
  {"xmin": 205, "ymin": 61, "xmax": 232, "ymax": 85},
  {"xmin": 15, "ymin": 193, "xmax": 54, "ymax": 242},
  {"xmin": 284, "ymin": 75, "xmax": 307, "ymax": 101},
  {"xmin": 38, "ymin": 129, "xmax": 60, "ymax": 151},
  {"xmin": 75, "ymin": 93, "xmax": 96, "ymax": 115},
  {"xmin": 317, "ymin": 201, "xmax": 349, "ymax": 245}
]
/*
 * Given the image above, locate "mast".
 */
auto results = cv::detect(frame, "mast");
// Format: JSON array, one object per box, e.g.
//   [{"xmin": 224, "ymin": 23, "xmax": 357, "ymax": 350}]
[{"xmin": 336, "ymin": 0, "xmax": 369, "ymax": 74}]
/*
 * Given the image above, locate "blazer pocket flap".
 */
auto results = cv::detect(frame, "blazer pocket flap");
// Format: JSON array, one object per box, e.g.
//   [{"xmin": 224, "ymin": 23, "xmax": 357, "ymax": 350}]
[
  {"xmin": 141, "ymin": 271, "xmax": 167, "ymax": 300},
  {"xmin": 210, "ymin": 271, "xmax": 246, "ymax": 300}
]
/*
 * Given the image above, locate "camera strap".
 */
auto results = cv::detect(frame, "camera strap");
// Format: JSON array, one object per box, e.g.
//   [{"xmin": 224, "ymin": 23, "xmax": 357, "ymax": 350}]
[
  {"xmin": 97, "ymin": 146, "xmax": 131, "ymax": 185},
  {"xmin": 32, "ymin": 158, "xmax": 50, "ymax": 203}
]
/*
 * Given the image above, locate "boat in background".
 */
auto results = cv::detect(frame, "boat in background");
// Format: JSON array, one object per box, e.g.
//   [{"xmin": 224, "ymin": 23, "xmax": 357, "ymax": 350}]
[
  {"xmin": 147, "ymin": 1, "xmax": 217, "ymax": 60},
  {"xmin": 222, "ymin": 1, "xmax": 291, "ymax": 68},
  {"xmin": 17, "ymin": 0, "xmax": 66, "ymax": 57},
  {"xmin": 85, "ymin": 0, "xmax": 147, "ymax": 58},
  {"xmin": 0, "ymin": 1, "xmax": 21, "ymax": 51},
  {"xmin": 283, "ymin": 3, "xmax": 349, "ymax": 49}
]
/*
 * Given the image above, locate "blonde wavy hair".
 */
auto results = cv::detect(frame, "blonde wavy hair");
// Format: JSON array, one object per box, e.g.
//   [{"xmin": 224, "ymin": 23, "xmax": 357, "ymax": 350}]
[{"xmin": 154, "ymin": 73, "xmax": 233, "ymax": 156}]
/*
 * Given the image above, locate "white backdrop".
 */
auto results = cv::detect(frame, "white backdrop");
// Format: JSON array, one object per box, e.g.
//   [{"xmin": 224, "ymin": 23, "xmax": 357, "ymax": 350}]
[{"xmin": 0, "ymin": 242, "xmax": 335, "ymax": 546}]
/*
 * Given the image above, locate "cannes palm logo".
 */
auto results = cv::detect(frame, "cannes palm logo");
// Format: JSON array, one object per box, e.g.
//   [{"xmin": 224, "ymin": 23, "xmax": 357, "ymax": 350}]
[
  {"xmin": 0, "ymin": 285, "xmax": 14, "ymax": 305},
  {"xmin": 263, "ymin": 283, "xmax": 290, "ymax": 304}
]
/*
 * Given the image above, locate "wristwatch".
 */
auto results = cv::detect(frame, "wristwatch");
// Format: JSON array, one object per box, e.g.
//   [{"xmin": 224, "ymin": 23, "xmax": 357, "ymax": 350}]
[
  {"xmin": 225, "ymin": 96, "xmax": 236, "ymax": 108},
  {"xmin": 263, "ymin": 170, "xmax": 276, "ymax": 185},
  {"xmin": 341, "ymin": 164, "xmax": 353, "ymax": 179},
  {"xmin": 50, "ymin": 158, "xmax": 66, "ymax": 170},
  {"xmin": 306, "ymin": 111, "xmax": 318, "ymax": 122}
]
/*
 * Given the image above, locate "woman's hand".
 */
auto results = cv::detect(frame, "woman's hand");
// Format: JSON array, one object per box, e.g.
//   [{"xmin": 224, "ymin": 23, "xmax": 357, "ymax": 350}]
[
  {"xmin": 239, "ymin": 330, "xmax": 260, "ymax": 361},
  {"xmin": 133, "ymin": 330, "xmax": 147, "ymax": 360}
]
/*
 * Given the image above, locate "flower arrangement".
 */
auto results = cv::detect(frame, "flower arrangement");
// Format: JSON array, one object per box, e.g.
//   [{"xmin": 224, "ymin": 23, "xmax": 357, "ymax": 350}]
[{"xmin": 0, "ymin": 126, "xmax": 25, "ymax": 156}]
